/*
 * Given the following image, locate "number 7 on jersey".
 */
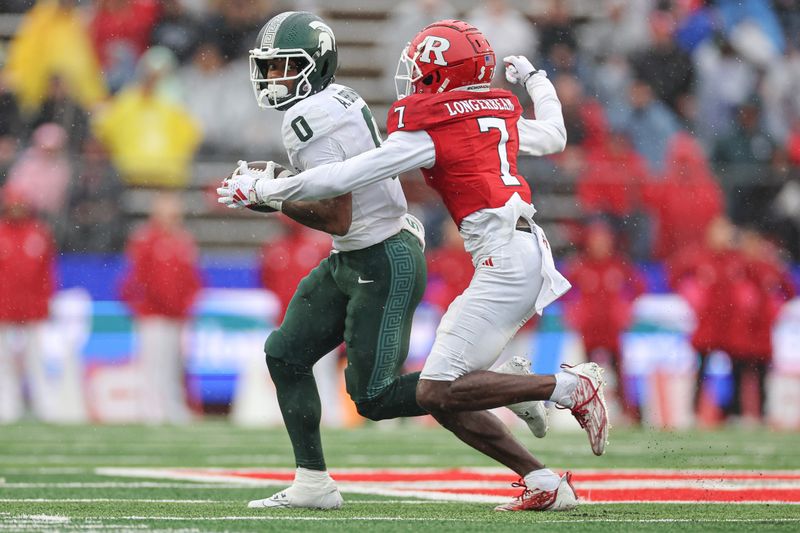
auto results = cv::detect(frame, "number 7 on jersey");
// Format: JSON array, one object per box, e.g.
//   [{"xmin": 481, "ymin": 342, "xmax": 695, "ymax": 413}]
[{"xmin": 477, "ymin": 117, "xmax": 521, "ymax": 186}]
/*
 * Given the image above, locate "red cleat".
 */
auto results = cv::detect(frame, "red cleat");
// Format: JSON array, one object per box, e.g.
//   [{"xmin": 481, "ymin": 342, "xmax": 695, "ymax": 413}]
[
  {"xmin": 494, "ymin": 472, "xmax": 578, "ymax": 511},
  {"xmin": 558, "ymin": 362, "xmax": 610, "ymax": 456}
]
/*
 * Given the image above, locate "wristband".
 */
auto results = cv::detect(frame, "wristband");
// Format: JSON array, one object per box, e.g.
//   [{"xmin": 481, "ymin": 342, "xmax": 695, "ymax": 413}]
[{"xmin": 522, "ymin": 69, "xmax": 539, "ymax": 85}]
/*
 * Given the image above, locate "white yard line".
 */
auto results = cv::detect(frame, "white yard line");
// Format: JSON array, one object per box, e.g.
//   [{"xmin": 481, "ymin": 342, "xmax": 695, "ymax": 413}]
[
  {"xmin": 95, "ymin": 466, "xmax": 800, "ymax": 476},
  {"xmin": 0, "ymin": 483, "xmax": 257, "ymax": 488},
  {"xmin": 0, "ymin": 468, "xmax": 87, "ymax": 474},
  {"xmin": 1, "ymin": 498, "xmax": 798, "ymax": 506},
  {"xmin": 0, "ymin": 499, "xmax": 218, "ymax": 504},
  {"xmin": 12, "ymin": 516, "xmax": 797, "ymax": 524}
]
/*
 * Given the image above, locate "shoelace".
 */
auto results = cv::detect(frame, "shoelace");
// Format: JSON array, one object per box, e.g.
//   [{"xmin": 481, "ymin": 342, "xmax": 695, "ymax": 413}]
[
  {"xmin": 509, "ymin": 479, "xmax": 556, "ymax": 509},
  {"xmin": 554, "ymin": 363, "xmax": 601, "ymax": 424},
  {"xmin": 511, "ymin": 479, "xmax": 531, "ymax": 500}
]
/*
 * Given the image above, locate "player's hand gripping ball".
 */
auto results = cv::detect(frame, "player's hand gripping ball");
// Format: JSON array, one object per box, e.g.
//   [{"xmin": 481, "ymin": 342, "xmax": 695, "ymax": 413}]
[{"xmin": 217, "ymin": 160, "xmax": 293, "ymax": 212}]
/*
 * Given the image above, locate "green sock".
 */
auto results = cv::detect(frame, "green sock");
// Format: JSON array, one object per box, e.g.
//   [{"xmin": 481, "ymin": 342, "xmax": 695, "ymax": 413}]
[{"xmin": 266, "ymin": 356, "xmax": 326, "ymax": 471}]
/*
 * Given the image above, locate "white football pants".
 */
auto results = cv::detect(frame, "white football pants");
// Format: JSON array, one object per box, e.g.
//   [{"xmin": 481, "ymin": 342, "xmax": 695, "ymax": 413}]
[{"xmin": 421, "ymin": 229, "xmax": 555, "ymax": 381}]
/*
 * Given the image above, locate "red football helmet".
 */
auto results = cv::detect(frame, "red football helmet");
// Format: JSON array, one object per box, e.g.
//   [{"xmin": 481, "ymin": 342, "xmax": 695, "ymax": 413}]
[{"xmin": 395, "ymin": 19, "xmax": 496, "ymax": 99}]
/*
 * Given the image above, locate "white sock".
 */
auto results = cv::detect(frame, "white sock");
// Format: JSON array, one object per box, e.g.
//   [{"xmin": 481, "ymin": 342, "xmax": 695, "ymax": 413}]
[
  {"xmin": 523, "ymin": 468, "xmax": 561, "ymax": 491},
  {"xmin": 294, "ymin": 467, "xmax": 334, "ymax": 487},
  {"xmin": 550, "ymin": 372, "xmax": 579, "ymax": 407}
]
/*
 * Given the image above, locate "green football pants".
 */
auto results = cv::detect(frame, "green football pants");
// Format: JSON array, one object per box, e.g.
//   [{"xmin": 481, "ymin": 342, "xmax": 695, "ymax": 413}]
[{"xmin": 264, "ymin": 230, "xmax": 427, "ymax": 470}]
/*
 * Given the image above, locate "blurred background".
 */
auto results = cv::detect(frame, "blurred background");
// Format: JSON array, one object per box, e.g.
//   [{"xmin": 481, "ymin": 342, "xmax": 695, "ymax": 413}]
[{"xmin": 0, "ymin": 0, "xmax": 799, "ymax": 432}]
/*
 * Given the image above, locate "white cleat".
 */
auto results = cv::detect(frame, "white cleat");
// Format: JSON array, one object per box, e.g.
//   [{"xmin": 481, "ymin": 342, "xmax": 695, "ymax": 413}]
[
  {"xmin": 247, "ymin": 484, "xmax": 343, "ymax": 510},
  {"xmin": 495, "ymin": 356, "xmax": 549, "ymax": 438},
  {"xmin": 495, "ymin": 472, "xmax": 579, "ymax": 511},
  {"xmin": 558, "ymin": 362, "xmax": 610, "ymax": 456}
]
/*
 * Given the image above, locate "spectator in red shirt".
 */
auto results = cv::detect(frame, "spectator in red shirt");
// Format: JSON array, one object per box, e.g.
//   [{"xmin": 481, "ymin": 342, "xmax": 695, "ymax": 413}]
[
  {"xmin": 728, "ymin": 228, "xmax": 796, "ymax": 420},
  {"xmin": 577, "ymin": 129, "xmax": 653, "ymax": 259},
  {"xmin": 259, "ymin": 218, "xmax": 332, "ymax": 322},
  {"xmin": 667, "ymin": 216, "xmax": 746, "ymax": 415},
  {"xmin": 563, "ymin": 222, "xmax": 646, "ymax": 421},
  {"xmin": 646, "ymin": 132, "xmax": 725, "ymax": 260},
  {"xmin": 89, "ymin": 0, "xmax": 161, "ymax": 91},
  {"xmin": 120, "ymin": 192, "xmax": 202, "ymax": 424},
  {"xmin": 0, "ymin": 186, "xmax": 57, "ymax": 423}
]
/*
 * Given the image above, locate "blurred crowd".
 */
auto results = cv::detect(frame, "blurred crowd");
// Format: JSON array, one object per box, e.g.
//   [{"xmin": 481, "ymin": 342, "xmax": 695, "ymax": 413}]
[
  {"xmin": 0, "ymin": 0, "xmax": 798, "ymax": 259},
  {"xmin": 0, "ymin": 0, "xmax": 296, "ymax": 251},
  {"xmin": 1, "ymin": 0, "xmax": 799, "ymax": 425}
]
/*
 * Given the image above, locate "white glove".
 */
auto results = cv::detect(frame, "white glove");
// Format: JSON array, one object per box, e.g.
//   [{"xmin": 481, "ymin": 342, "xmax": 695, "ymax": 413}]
[
  {"xmin": 217, "ymin": 160, "xmax": 282, "ymax": 211},
  {"xmin": 503, "ymin": 55, "xmax": 542, "ymax": 86}
]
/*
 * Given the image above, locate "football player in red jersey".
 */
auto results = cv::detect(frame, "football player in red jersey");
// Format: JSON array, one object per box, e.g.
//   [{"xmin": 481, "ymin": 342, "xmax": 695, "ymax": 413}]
[{"xmin": 220, "ymin": 20, "xmax": 610, "ymax": 511}]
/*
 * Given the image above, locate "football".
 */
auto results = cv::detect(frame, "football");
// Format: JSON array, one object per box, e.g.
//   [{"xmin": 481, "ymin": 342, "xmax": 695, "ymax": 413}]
[{"xmin": 233, "ymin": 161, "xmax": 294, "ymax": 214}]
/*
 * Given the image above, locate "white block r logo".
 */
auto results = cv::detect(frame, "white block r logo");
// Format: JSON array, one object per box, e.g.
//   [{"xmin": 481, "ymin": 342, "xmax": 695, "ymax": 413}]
[{"xmin": 418, "ymin": 36, "xmax": 450, "ymax": 66}]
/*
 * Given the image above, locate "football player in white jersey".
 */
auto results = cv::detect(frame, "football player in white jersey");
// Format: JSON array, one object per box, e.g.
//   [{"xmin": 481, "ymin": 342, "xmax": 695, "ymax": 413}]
[
  {"xmin": 220, "ymin": 19, "xmax": 610, "ymax": 512},
  {"xmin": 225, "ymin": 12, "xmax": 429, "ymax": 510}
]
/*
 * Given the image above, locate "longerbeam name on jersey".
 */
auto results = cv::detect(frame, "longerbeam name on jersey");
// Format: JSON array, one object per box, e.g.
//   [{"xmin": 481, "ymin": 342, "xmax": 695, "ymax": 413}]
[
  {"xmin": 332, "ymin": 87, "xmax": 360, "ymax": 109},
  {"xmin": 443, "ymin": 97, "xmax": 515, "ymax": 117}
]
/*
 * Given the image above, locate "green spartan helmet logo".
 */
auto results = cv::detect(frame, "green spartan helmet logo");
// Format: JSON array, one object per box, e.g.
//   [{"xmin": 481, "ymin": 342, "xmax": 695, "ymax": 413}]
[{"xmin": 251, "ymin": 12, "xmax": 339, "ymax": 109}]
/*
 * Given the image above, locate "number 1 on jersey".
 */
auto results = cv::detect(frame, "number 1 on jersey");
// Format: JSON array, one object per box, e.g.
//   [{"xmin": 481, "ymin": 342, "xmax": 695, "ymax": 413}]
[{"xmin": 477, "ymin": 117, "xmax": 521, "ymax": 186}]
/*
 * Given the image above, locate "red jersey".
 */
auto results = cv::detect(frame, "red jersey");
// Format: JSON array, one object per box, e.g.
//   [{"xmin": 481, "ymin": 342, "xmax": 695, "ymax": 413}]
[
  {"xmin": 120, "ymin": 222, "xmax": 202, "ymax": 319},
  {"xmin": 0, "ymin": 219, "xmax": 56, "ymax": 322},
  {"xmin": 563, "ymin": 255, "xmax": 645, "ymax": 352},
  {"xmin": 387, "ymin": 89, "xmax": 531, "ymax": 226}
]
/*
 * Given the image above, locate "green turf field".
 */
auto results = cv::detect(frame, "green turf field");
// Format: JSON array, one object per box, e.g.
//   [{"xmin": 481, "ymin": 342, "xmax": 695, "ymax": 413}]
[{"xmin": 1, "ymin": 421, "xmax": 798, "ymax": 532}]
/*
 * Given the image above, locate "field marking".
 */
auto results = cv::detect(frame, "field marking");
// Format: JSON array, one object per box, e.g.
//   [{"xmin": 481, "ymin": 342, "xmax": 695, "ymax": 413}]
[
  {"xmin": 0, "ymin": 497, "xmax": 797, "ymax": 507},
  {"xmin": 9, "ymin": 516, "xmax": 797, "ymax": 524},
  {"xmin": 90, "ymin": 467, "xmax": 800, "ymax": 505},
  {"xmin": 0, "ymin": 483, "xmax": 260, "ymax": 488},
  {"xmin": 0, "ymin": 499, "xmax": 218, "ymax": 504},
  {"xmin": 0, "ymin": 468, "xmax": 88, "ymax": 475},
  {"xmin": 97, "ymin": 466, "xmax": 800, "ymax": 476},
  {"xmin": 7, "ymin": 467, "xmax": 800, "ymax": 506}
]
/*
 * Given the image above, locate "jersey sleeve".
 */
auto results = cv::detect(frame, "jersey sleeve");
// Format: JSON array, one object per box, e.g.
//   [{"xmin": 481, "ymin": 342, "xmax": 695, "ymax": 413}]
[
  {"xmin": 517, "ymin": 73, "xmax": 567, "ymax": 156},
  {"xmin": 387, "ymin": 96, "xmax": 443, "ymax": 134},
  {"xmin": 254, "ymin": 130, "xmax": 435, "ymax": 202}
]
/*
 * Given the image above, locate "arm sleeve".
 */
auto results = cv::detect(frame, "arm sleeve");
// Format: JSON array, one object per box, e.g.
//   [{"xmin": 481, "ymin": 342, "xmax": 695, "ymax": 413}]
[
  {"xmin": 517, "ymin": 73, "xmax": 567, "ymax": 156},
  {"xmin": 256, "ymin": 130, "xmax": 436, "ymax": 203}
]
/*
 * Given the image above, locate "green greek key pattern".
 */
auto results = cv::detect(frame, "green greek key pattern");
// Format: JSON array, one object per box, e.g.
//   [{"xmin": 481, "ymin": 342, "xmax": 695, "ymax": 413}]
[{"xmin": 367, "ymin": 238, "xmax": 416, "ymax": 398}]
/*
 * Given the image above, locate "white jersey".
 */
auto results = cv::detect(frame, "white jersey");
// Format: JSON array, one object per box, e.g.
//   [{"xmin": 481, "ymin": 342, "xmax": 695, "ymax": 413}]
[{"xmin": 281, "ymin": 83, "xmax": 407, "ymax": 252}]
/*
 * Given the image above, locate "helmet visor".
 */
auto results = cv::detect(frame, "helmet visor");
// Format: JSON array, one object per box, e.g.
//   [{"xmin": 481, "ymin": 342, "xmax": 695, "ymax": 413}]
[
  {"xmin": 394, "ymin": 44, "xmax": 423, "ymax": 100},
  {"xmin": 249, "ymin": 47, "xmax": 315, "ymax": 109}
]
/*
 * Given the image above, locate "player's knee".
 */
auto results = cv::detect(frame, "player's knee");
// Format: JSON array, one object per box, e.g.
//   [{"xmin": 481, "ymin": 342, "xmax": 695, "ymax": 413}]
[
  {"xmin": 354, "ymin": 398, "xmax": 388, "ymax": 421},
  {"xmin": 265, "ymin": 350, "xmax": 312, "ymax": 387},
  {"xmin": 264, "ymin": 329, "xmax": 287, "ymax": 363}
]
